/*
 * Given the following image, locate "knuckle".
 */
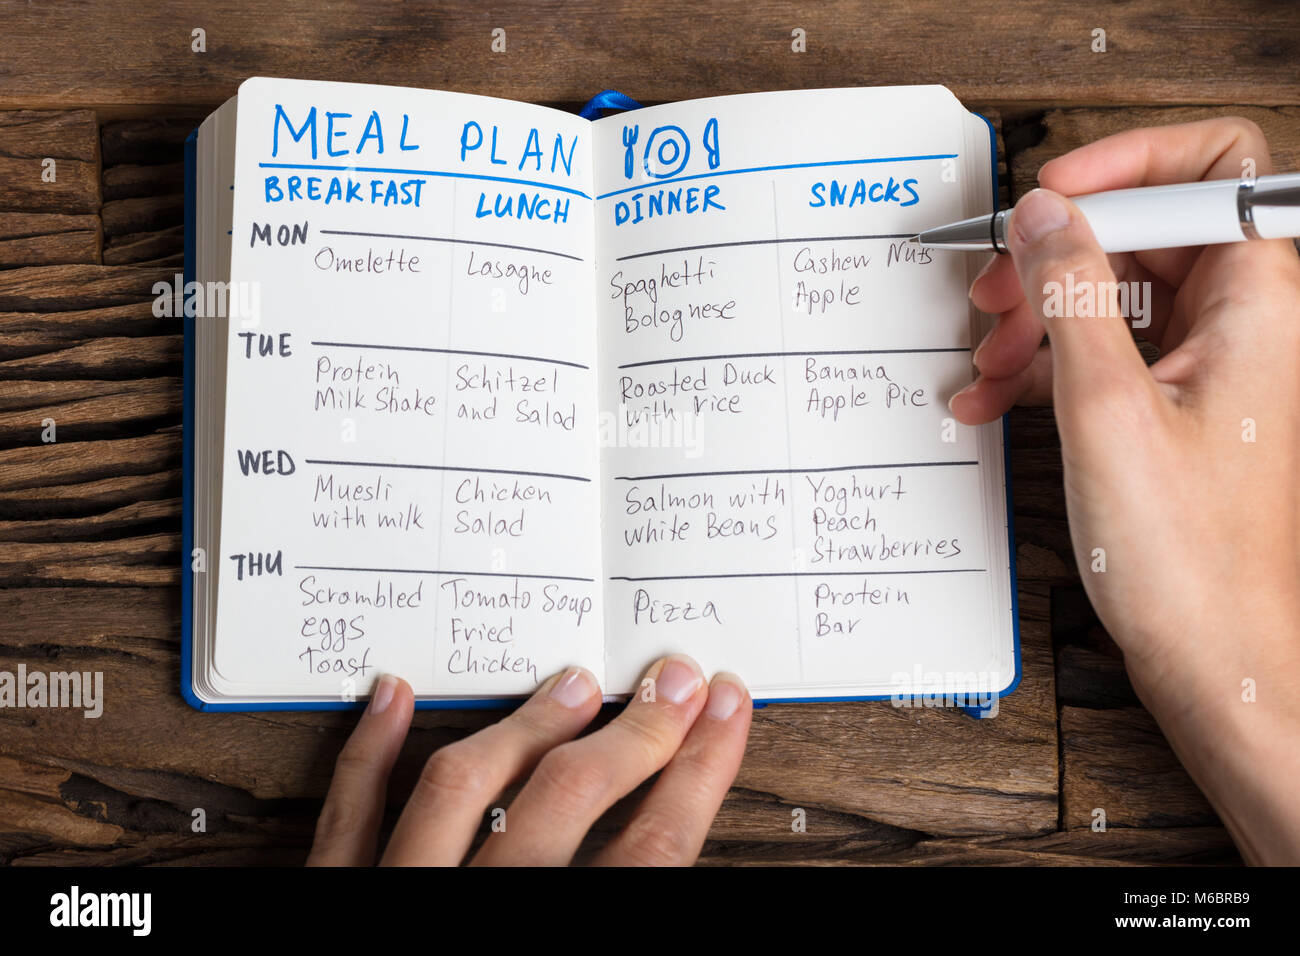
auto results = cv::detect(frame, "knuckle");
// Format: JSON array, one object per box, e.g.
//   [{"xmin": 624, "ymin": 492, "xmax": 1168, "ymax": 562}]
[
  {"xmin": 1068, "ymin": 373, "xmax": 1150, "ymax": 425},
  {"xmin": 1225, "ymin": 116, "xmax": 1267, "ymax": 152},
  {"xmin": 616, "ymin": 808, "xmax": 698, "ymax": 866},
  {"xmin": 502, "ymin": 705, "xmax": 556, "ymax": 746},
  {"xmin": 1031, "ymin": 258, "xmax": 1126, "ymax": 322},
  {"xmin": 1033, "ymin": 252, "xmax": 1110, "ymax": 292},
  {"xmin": 314, "ymin": 795, "xmax": 363, "ymax": 844},
  {"xmin": 332, "ymin": 746, "xmax": 377, "ymax": 780},
  {"xmin": 531, "ymin": 745, "xmax": 611, "ymax": 813},
  {"xmin": 661, "ymin": 739, "xmax": 720, "ymax": 784},
  {"xmin": 412, "ymin": 743, "xmax": 493, "ymax": 805},
  {"xmin": 613, "ymin": 711, "xmax": 682, "ymax": 769}
]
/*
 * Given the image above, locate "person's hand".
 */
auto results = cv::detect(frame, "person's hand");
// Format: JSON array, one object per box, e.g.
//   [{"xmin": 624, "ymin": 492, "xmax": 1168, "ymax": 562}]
[
  {"xmin": 953, "ymin": 117, "xmax": 1300, "ymax": 863},
  {"xmin": 305, "ymin": 655, "xmax": 752, "ymax": 866}
]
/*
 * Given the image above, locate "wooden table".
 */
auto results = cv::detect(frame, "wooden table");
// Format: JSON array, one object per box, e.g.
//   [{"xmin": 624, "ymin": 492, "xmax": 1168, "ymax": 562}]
[{"xmin": 2, "ymin": 0, "xmax": 1297, "ymax": 866}]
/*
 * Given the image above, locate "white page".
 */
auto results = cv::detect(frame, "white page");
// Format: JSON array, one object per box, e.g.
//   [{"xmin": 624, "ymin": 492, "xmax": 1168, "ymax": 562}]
[
  {"xmin": 591, "ymin": 87, "xmax": 1011, "ymax": 700},
  {"xmin": 210, "ymin": 78, "xmax": 604, "ymax": 700}
]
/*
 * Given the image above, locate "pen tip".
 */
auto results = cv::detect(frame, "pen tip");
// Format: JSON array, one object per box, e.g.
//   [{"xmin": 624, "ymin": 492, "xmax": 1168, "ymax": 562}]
[{"xmin": 906, "ymin": 235, "xmax": 920, "ymax": 243}]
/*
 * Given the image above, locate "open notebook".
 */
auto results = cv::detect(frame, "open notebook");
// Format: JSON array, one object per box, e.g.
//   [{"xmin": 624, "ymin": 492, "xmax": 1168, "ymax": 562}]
[{"xmin": 182, "ymin": 78, "xmax": 1018, "ymax": 712}]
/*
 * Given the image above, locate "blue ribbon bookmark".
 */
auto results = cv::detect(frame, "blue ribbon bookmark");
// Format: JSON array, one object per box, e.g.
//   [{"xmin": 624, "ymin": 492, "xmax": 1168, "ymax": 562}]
[{"xmin": 579, "ymin": 89, "xmax": 644, "ymax": 119}]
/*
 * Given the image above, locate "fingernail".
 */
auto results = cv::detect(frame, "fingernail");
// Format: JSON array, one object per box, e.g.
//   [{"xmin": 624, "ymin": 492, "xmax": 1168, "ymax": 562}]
[
  {"xmin": 948, "ymin": 378, "xmax": 978, "ymax": 413},
  {"xmin": 1011, "ymin": 189, "xmax": 1071, "ymax": 244},
  {"xmin": 549, "ymin": 666, "xmax": 598, "ymax": 709},
  {"xmin": 369, "ymin": 674, "xmax": 397, "ymax": 714},
  {"xmin": 968, "ymin": 254, "xmax": 997, "ymax": 297},
  {"xmin": 972, "ymin": 328, "xmax": 993, "ymax": 368},
  {"xmin": 655, "ymin": 655, "xmax": 704, "ymax": 705},
  {"xmin": 706, "ymin": 673, "xmax": 746, "ymax": 720}
]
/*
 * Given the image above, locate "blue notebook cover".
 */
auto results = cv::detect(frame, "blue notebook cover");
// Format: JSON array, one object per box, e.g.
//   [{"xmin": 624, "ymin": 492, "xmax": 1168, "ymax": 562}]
[{"xmin": 181, "ymin": 94, "xmax": 1019, "ymax": 715}]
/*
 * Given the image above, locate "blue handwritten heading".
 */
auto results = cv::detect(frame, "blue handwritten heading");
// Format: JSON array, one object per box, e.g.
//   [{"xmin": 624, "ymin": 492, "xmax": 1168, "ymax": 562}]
[{"xmin": 272, "ymin": 105, "xmax": 421, "ymax": 159}]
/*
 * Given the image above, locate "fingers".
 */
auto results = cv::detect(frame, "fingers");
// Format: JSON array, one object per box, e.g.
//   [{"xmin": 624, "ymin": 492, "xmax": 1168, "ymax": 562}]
[
  {"xmin": 471, "ymin": 654, "xmax": 709, "ymax": 866},
  {"xmin": 969, "ymin": 253, "xmax": 1026, "ymax": 317},
  {"xmin": 1037, "ymin": 116, "xmax": 1275, "ymax": 289},
  {"xmin": 1038, "ymin": 116, "xmax": 1273, "ymax": 196},
  {"xmin": 380, "ymin": 666, "xmax": 602, "ymax": 866},
  {"xmin": 1004, "ymin": 188, "xmax": 1155, "ymax": 419},
  {"xmin": 971, "ymin": 298, "xmax": 1045, "ymax": 380},
  {"xmin": 967, "ymin": 116, "xmax": 1284, "ymax": 416},
  {"xmin": 594, "ymin": 673, "xmax": 752, "ymax": 866},
  {"xmin": 977, "ymin": 251, "xmax": 1180, "ymax": 403},
  {"xmin": 307, "ymin": 674, "xmax": 414, "ymax": 866},
  {"xmin": 950, "ymin": 346, "xmax": 1053, "ymax": 424},
  {"xmin": 959, "ymin": 188, "xmax": 1157, "ymax": 424}
]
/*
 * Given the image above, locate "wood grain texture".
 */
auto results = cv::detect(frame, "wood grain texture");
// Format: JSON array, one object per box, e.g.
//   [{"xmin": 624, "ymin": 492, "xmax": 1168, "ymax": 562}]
[
  {"xmin": 0, "ymin": 111, "xmax": 100, "ymax": 213},
  {"xmin": 0, "ymin": 579, "xmax": 1055, "ymax": 862},
  {"xmin": 1, "ymin": 2, "xmax": 1298, "ymax": 111},
  {"xmin": 0, "ymin": 59, "xmax": 1284, "ymax": 861},
  {"xmin": 1011, "ymin": 105, "xmax": 1300, "ymax": 199},
  {"xmin": 0, "ymin": 213, "xmax": 101, "ymax": 268},
  {"xmin": 1061, "ymin": 706, "xmax": 1219, "ymax": 830},
  {"xmin": 1005, "ymin": 106, "xmax": 1300, "ymax": 853}
]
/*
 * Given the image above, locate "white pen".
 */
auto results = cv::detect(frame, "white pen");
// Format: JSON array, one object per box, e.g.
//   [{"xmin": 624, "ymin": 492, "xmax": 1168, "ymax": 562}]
[{"xmin": 911, "ymin": 172, "xmax": 1300, "ymax": 253}]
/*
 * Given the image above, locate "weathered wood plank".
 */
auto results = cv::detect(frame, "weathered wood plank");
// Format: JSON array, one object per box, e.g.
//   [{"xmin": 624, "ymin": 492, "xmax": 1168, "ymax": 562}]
[
  {"xmin": 1007, "ymin": 405, "xmax": 1077, "ymax": 584},
  {"xmin": 0, "ymin": 111, "xmax": 100, "ymax": 213},
  {"xmin": 0, "ymin": 433, "xmax": 178, "ymax": 494},
  {"xmin": 101, "ymin": 194, "xmax": 182, "ymax": 239},
  {"xmin": 103, "ymin": 227, "xmax": 184, "ymax": 266},
  {"xmin": 0, "ymin": 588, "xmax": 177, "ymax": 648},
  {"xmin": 0, "ymin": 581, "xmax": 1055, "ymax": 862},
  {"xmin": 0, "ymin": 264, "xmax": 175, "ymax": 313},
  {"xmin": 0, "ymin": 497, "xmax": 178, "ymax": 542},
  {"xmin": 1056, "ymin": 645, "xmax": 1139, "ymax": 710},
  {"xmin": 1061, "ymin": 706, "xmax": 1219, "ymax": 830},
  {"xmin": 103, "ymin": 162, "xmax": 184, "ymax": 202},
  {"xmin": 0, "ymin": 471, "xmax": 180, "ymax": 522},
  {"xmin": 3, "ymin": 85, "xmax": 1272, "ymax": 865},
  {"xmin": 0, "ymin": 334, "xmax": 181, "ymax": 380},
  {"xmin": 0, "ymin": 534, "xmax": 178, "ymax": 585},
  {"xmin": 100, "ymin": 119, "xmax": 197, "ymax": 167},
  {"xmin": 0, "ymin": 376, "xmax": 177, "ymax": 413},
  {"xmin": 1050, "ymin": 584, "xmax": 1140, "ymax": 709},
  {"xmin": 0, "ymin": 303, "xmax": 173, "ymax": 355},
  {"xmin": 2, "ymin": 2, "xmax": 1298, "ymax": 110},
  {"xmin": 1012, "ymin": 106, "xmax": 1300, "ymax": 200},
  {"xmin": 696, "ymin": 824, "xmax": 1240, "ymax": 865},
  {"xmin": 0, "ymin": 212, "xmax": 101, "ymax": 267},
  {"xmin": 0, "ymin": 377, "xmax": 181, "ymax": 444}
]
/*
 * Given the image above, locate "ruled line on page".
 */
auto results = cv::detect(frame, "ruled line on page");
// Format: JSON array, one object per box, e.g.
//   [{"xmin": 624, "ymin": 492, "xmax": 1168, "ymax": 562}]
[
  {"xmin": 617, "ymin": 347, "xmax": 970, "ymax": 370},
  {"xmin": 608, "ymin": 569, "xmax": 988, "ymax": 581},
  {"xmin": 316, "ymin": 228, "xmax": 584, "ymax": 262},
  {"xmin": 303, "ymin": 459, "xmax": 592, "ymax": 482},
  {"xmin": 614, "ymin": 232, "xmax": 916, "ymax": 262},
  {"xmin": 596, "ymin": 153, "xmax": 958, "ymax": 201},
  {"xmin": 613, "ymin": 461, "xmax": 979, "ymax": 481},
  {"xmin": 295, "ymin": 565, "xmax": 595, "ymax": 583},
  {"xmin": 310, "ymin": 340, "xmax": 590, "ymax": 370},
  {"xmin": 259, "ymin": 162, "xmax": 591, "ymax": 200}
]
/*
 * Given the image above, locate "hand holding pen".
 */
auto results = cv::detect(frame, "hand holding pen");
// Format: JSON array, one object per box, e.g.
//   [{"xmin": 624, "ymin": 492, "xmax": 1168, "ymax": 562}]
[{"xmin": 949, "ymin": 117, "xmax": 1300, "ymax": 864}]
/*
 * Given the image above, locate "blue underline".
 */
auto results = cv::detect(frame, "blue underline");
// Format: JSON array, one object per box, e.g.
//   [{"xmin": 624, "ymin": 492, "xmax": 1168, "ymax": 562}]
[
  {"xmin": 257, "ymin": 152, "xmax": 958, "ymax": 204},
  {"xmin": 595, "ymin": 153, "xmax": 959, "ymax": 200},
  {"xmin": 257, "ymin": 162, "xmax": 591, "ymax": 199}
]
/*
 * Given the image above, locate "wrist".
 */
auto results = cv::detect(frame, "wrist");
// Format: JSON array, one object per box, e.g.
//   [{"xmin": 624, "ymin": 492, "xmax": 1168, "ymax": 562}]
[{"xmin": 1125, "ymin": 599, "xmax": 1300, "ymax": 864}]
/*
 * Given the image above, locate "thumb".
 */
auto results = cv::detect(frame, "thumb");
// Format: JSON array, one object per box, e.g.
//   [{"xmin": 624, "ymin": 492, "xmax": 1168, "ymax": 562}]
[{"xmin": 1005, "ymin": 188, "xmax": 1151, "ymax": 410}]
